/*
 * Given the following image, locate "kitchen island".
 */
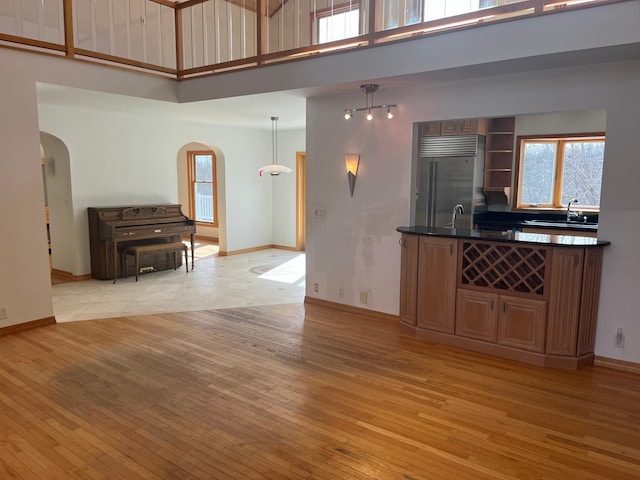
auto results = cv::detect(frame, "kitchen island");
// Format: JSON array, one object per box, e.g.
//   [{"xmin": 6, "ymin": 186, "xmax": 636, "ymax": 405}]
[{"xmin": 397, "ymin": 226, "xmax": 610, "ymax": 369}]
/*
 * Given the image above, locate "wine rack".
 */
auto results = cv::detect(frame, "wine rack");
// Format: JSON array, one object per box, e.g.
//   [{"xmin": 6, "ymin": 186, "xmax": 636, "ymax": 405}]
[{"xmin": 460, "ymin": 241, "xmax": 547, "ymax": 296}]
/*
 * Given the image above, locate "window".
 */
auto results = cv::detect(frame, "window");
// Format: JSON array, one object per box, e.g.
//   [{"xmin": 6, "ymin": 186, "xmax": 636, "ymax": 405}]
[
  {"xmin": 515, "ymin": 135, "xmax": 605, "ymax": 210},
  {"xmin": 315, "ymin": 4, "xmax": 360, "ymax": 44},
  {"xmin": 188, "ymin": 151, "xmax": 218, "ymax": 226}
]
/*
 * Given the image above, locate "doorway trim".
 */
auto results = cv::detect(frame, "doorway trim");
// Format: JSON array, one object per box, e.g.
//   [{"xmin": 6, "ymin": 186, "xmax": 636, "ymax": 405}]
[{"xmin": 295, "ymin": 152, "xmax": 306, "ymax": 251}]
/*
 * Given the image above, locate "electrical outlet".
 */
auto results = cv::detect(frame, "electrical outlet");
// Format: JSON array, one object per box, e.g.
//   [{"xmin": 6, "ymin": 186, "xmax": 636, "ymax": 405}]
[
  {"xmin": 359, "ymin": 291, "xmax": 368, "ymax": 305},
  {"xmin": 615, "ymin": 328, "xmax": 625, "ymax": 348},
  {"xmin": 338, "ymin": 288, "xmax": 344, "ymax": 298},
  {"xmin": 0, "ymin": 306, "xmax": 8, "ymax": 320},
  {"xmin": 314, "ymin": 283, "xmax": 319, "ymax": 293}
]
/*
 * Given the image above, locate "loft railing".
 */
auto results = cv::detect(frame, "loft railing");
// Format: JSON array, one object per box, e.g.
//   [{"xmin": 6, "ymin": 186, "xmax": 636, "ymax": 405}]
[{"xmin": 0, "ymin": 0, "xmax": 625, "ymax": 80}]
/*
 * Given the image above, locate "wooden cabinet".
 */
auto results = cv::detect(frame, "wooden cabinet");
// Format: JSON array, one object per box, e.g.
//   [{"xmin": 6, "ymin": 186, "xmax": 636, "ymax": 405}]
[
  {"xmin": 420, "ymin": 119, "xmax": 486, "ymax": 137},
  {"xmin": 546, "ymin": 248, "xmax": 584, "ymax": 355},
  {"xmin": 398, "ymin": 232, "xmax": 608, "ymax": 369},
  {"xmin": 484, "ymin": 117, "xmax": 515, "ymax": 204},
  {"xmin": 498, "ymin": 295, "xmax": 546, "ymax": 353},
  {"xmin": 456, "ymin": 289, "xmax": 498, "ymax": 342},
  {"xmin": 416, "ymin": 236, "xmax": 457, "ymax": 333},
  {"xmin": 399, "ymin": 234, "xmax": 419, "ymax": 326}
]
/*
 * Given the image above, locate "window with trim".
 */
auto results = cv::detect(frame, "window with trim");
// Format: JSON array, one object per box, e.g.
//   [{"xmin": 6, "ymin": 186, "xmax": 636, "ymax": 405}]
[
  {"xmin": 315, "ymin": 3, "xmax": 360, "ymax": 44},
  {"xmin": 188, "ymin": 151, "xmax": 218, "ymax": 226},
  {"xmin": 515, "ymin": 134, "xmax": 605, "ymax": 210}
]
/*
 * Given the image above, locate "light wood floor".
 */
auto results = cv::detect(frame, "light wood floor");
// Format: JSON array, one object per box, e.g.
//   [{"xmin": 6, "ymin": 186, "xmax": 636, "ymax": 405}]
[{"xmin": 0, "ymin": 304, "xmax": 638, "ymax": 480}]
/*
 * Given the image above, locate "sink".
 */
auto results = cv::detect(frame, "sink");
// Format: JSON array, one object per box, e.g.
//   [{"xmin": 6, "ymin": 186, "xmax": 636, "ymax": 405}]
[{"xmin": 523, "ymin": 219, "xmax": 598, "ymax": 229}]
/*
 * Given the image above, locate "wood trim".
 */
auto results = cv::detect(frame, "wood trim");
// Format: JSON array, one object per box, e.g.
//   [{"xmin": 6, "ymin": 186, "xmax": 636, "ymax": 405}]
[
  {"xmin": 260, "ymin": 34, "xmax": 368, "ymax": 62},
  {"xmin": 401, "ymin": 323, "xmax": 593, "ymax": 369},
  {"xmin": 179, "ymin": 57, "xmax": 259, "ymax": 76},
  {"xmin": 149, "ymin": 0, "xmax": 177, "ymax": 8},
  {"xmin": 51, "ymin": 269, "xmax": 92, "ymax": 282},
  {"xmin": 0, "ymin": 317, "xmax": 56, "ymax": 337},
  {"xmin": 74, "ymin": 48, "xmax": 178, "ymax": 75},
  {"xmin": 218, "ymin": 244, "xmax": 274, "ymax": 256},
  {"xmin": 304, "ymin": 297, "xmax": 399, "ymax": 324},
  {"xmin": 271, "ymin": 244, "xmax": 299, "ymax": 252},
  {"xmin": 63, "ymin": 0, "xmax": 74, "ymax": 57},
  {"xmin": 175, "ymin": 7, "xmax": 184, "ymax": 75},
  {"xmin": 176, "ymin": 0, "xmax": 209, "ymax": 9},
  {"xmin": 257, "ymin": 0, "xmax": 265, "ymax": 64},
  {"xmin": 194, "ymin": 234, "xmax": 219, "ymax": 243},
  {"xmin": 187, "ymin": 150, "xmax": 218, "ymax": 228},
  {"xmin": 594, "ymin": 356, "xmax": 640, "ymax": 375},
  {"xmin": 0, "ymin": 33, "xmax": 65, "ymax": 52},
  {"xmin": 295, "ymin": 152, "xmax": 306, "ymax": 251}
]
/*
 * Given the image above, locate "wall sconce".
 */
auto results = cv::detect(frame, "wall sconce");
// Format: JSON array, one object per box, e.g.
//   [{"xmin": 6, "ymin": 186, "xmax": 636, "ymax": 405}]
[
  {"xmin": 343, "ymin": 84, "xmax": 396, "ymax": 121},
  {"xmin": 345, "ymin": 154, "xmax": 360, "ymax": 197}
]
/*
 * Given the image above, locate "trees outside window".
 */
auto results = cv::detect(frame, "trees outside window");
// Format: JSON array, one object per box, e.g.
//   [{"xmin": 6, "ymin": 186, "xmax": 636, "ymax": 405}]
[
  {"xmin": 516, "ymin": 135, "xmax": 604, "ymax": 210},
  {"xmin": 188, "ymin": 151, "xmax": 218, "ymax": 226}
]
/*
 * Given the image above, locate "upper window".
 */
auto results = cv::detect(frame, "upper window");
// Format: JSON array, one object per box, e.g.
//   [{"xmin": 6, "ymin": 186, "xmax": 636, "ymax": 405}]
[
  {"xmin": 515, "ymin": 135, "xmax": 605, "ymax": 210},
  {"xmin": 188, "ymin": 151, "xmax": 218, "ymax": 226},
  {"xmin": 316, "ymin": 4, "xmax": 360, "ymax": 44}
]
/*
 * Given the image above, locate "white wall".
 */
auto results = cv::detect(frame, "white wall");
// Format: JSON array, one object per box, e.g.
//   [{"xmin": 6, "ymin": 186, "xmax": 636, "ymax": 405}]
[
  {"xmin": 271, "ymin": 128, "xmax": 305, "ymax": 248},
  {"xmin": 37, "ymin": 103, "xmax": 277, "ymax": 273},
  {"xmin": 306, "ymin": 60, "xmax": 640, "ymax": 364}
]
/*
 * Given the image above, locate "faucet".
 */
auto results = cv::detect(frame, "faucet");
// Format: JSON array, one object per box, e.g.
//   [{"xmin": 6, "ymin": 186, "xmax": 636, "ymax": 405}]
[
  {"xmin": 451, "ymin": 204, "xmax": 464, "ymax": 228},
  {"xmin": 566, "ymin": 198, "xmax": 579, "ymax": 222}
]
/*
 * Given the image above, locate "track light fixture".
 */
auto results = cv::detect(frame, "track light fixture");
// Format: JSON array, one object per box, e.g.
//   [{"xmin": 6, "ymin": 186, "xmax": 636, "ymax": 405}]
[{"xmin": 343, "ymin": 84, "xmax": 396, "ymax": 121}]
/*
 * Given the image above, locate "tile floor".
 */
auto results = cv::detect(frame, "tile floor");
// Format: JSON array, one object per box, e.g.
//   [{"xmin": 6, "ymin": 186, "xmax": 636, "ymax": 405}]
[{"xmin": 52, "ymin": 242, "xmax": 306, "ymax": 322}]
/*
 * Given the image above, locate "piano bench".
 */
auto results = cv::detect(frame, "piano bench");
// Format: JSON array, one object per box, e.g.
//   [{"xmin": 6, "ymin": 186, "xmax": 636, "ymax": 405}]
[{"xmin": 122, "ymin": 242, "xmax": 189, "ymax": 282}]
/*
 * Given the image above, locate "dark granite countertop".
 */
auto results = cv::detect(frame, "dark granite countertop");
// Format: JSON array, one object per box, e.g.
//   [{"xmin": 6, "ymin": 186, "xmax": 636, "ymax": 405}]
[
  {"xmin": 397, "ymin": 226, "xmax": 610, "ymax": 247},
  {"xmin": 473, "ymin": 211, "xmax": 598, "ymax": 232}
]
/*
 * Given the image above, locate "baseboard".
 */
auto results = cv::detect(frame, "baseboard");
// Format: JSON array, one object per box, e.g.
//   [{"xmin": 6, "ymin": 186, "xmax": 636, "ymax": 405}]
[
  {"xmin": 594, "ymin": 356, "xmax": 640, "ymax": 374},
  {"xmin": 304, "ymin": 296, "xmax": 399, "ymax": 323},
  {"xmin": 272, "ymin": 244, "xmax": 302, "ymax": 252},
  {"xmin": 0, "ymin": 316, "xmax": 56, "ymax": 337},
  {"xmin": 219, "ymin": 244, "xmax": 301, "ymax": 256},
  {"xmin": 51, "ymin": 269, "xmax": 92, "ymax": 282},
  {"xmin": 193, "ymin": 235, "xmax": 218, "ymax": 244}
]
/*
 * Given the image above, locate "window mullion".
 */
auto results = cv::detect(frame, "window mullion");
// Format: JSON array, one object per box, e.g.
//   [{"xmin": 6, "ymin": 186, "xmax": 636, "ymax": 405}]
[{"xmin": 553, "ymin": 140, "xmax": 564, "ymax": 207}]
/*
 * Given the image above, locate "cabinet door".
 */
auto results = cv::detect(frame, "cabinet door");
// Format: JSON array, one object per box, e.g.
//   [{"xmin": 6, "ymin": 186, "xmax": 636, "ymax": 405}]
[
  {"xmin": 455, "ymin": 289, "xmax": 498, "ymax": 342},
  {"xmin": 399, "ymin": 234, "xmax": 419, "ymax": 326},
  {"xmin": 440, "ymin": 120, "xmax": 460, "ymax": 135},
  {"xmin": 417, "ymin": 237, "xmax": 457, "ymax": 333},
  {"xmin": 577, "ymin": 248, "xmax": 603, "ymax": 356},
  {"xmin": 498, "ymin": 295, "xmax": 547, "ymax": 353},
  {"xmin": 547, "ymin": 248, "xmax": 584, "ymax": 356},
  {"xmin": 458, "ymin": 119, "xmax": 479, "ymax": 135},
  {"xmin": 422, "ymin": 122, "xmax": 441, "ymax": 136}
]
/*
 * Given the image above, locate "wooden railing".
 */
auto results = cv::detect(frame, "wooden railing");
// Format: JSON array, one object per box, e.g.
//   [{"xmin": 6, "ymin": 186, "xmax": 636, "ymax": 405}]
[{"xmin": 0, "ymin": 0, "xmax": 625, "ymax": 79}]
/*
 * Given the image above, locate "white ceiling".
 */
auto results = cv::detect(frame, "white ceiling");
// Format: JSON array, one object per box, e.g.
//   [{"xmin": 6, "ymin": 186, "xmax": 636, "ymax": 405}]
[{"xmin": 36, "ymin": 83, "xmax": 309, "ymax": 130}]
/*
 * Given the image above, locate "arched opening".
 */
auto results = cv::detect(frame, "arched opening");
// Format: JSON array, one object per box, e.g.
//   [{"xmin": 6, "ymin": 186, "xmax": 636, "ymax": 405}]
[{"xmin": 40, "ymin": 132, "xmax": 77, "ymax": 282}]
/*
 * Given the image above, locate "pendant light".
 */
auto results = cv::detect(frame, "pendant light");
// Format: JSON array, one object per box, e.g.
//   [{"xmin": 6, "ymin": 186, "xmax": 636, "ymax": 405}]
[{"xmin": 259, "ymin": 116, "xmax": 292, "ymax": 176}]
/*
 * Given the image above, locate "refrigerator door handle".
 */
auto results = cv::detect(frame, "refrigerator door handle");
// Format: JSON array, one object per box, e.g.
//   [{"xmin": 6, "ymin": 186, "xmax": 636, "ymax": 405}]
[{"xmin": 429, "ymin": 161, "xmax": 438, "ymax": 227}]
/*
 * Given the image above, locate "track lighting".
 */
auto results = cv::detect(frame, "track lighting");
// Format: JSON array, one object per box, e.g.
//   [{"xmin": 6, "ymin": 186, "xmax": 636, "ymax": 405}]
[{"xmin": 343, "ymin": 84, "xmax": 396, "ymax": 121}]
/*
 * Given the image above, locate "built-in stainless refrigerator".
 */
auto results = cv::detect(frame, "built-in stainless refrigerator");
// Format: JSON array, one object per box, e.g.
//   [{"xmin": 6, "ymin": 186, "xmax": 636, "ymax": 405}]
[{"xmin": 415, "ymin": 135, "xmax": 486, "ymax": 229}]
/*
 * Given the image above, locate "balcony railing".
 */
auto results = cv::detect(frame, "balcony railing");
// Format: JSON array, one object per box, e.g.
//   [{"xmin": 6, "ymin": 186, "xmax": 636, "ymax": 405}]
[{"xmin": 0, "ymin": 0, "xmax": 625, "ymax": 79}]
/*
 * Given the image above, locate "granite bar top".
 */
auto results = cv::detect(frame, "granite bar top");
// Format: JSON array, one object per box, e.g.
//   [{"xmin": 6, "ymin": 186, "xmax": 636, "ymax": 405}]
[{"xmin": 397, "ymin": 226, "xmax": 610, "ymax": 247}]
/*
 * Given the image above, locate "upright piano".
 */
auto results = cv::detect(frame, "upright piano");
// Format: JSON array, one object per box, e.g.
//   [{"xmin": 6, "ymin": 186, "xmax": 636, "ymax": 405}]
[{"xmin": 88, "ymin": 204, "xmax": 196, "ymax": 282}]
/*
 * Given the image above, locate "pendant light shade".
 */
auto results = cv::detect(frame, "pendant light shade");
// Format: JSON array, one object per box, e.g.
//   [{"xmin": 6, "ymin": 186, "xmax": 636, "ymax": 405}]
[{"xmin": 259, "ymin": 116, "xmax": 292, "ymax": 177}]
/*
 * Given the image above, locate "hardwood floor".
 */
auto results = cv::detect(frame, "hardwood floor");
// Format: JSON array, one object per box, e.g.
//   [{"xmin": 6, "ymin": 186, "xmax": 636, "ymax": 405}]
[{"xmin": 0, "ymin": 303, "xmax": 638, "ymax": 479}]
